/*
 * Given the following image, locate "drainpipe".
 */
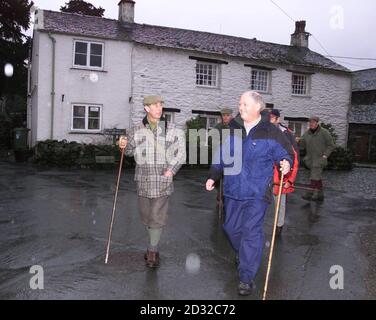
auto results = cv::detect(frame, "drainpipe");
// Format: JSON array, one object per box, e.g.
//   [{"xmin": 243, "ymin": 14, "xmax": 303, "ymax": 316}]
[
  {"xmin": 27, "ymin": 42, "xmax": 32, "ymax": 147},
  {"xmin": 129, "ymin": 44, "xmax": 135, "ymax": 130},
  {"xmin": 48, "ymin": 33, "xmax": 56, "ymax": 139}
]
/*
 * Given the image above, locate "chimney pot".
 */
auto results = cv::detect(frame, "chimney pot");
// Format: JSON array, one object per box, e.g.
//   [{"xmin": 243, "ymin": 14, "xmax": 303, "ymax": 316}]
[
  {"xmin": 291, "ymin": 20, "xmax": 310, "ymax": 48},
  {"xmin": 118, "ymin": 0, "xmax": 135, "ymax": 24}
]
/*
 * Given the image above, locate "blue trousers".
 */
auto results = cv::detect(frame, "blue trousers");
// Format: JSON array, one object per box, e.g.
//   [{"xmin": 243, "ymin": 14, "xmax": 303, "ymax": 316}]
[{"xmin": 223, "ymin": 197, "xmax": 268, "ymax": 284}]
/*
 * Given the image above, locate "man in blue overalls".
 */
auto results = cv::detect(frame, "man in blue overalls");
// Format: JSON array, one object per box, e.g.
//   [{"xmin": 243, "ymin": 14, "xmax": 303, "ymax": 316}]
[{"xmin": 206, "ymin": 91, "xmax": 294, "ymax": 296}]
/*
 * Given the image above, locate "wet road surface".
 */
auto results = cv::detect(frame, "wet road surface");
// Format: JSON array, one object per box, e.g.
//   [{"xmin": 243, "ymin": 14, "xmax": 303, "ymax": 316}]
[{"xmin": 0, "ymin": 162, "xmax": 375, "ymax": 300}]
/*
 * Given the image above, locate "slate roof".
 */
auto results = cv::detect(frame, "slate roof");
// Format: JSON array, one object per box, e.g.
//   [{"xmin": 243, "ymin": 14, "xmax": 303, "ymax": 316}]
[
  {"xmin": 39, "ymin": 10, "xmax": 350, "ymax": 73},
  {"xmin": 352, "ymin": 68, "xmax": 376, "ymax": 92},
  {"xmin": 349, "ymin": 104, "xmax": 376, "ymax": 124}
]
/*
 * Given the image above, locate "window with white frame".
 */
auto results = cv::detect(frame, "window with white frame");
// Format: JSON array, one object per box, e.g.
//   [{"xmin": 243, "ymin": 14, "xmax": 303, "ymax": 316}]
[
  {"xmin": 288, "ymin": 121, "xmax": 307, "ymax": 138},
  {"xmin": 196, "ymin": 62, "xmax": 219, "ymax": 87},
  {"xmin": 72, "ymin": 104, "xmax": 102, "ymax": 131},
  {"xmin": 73, "ymin": 40, "xmax": 104, "ymax": 69},
  {"xmin": 163, "ymin": 111, "xmax": 175, "ymax": 124},
  {"xmin": 251, "ymin": 69, "xmax": 270, "ymax": 93},
  {"xmin": 204, "ymin": 116, "xmax": 218, "ymax": 129},
  {"xmin": 200, "ymin": 115, "xmax": 220, "ymax": 145},
  {"xmin": 292, "ymin": 73, "xmax": 310, "ymax": 96}
]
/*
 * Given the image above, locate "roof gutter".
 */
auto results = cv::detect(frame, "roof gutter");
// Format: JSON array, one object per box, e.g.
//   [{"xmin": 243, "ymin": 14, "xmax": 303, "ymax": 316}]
[{"xmin": 48, "ymin": 33, "xmax": 56, "ymax": 140}]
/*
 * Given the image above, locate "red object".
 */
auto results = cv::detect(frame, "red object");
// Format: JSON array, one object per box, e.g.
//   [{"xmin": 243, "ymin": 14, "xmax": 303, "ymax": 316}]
[{"xmin": 273, "ymin": 127, "xmax": 299, "ymax": 195}]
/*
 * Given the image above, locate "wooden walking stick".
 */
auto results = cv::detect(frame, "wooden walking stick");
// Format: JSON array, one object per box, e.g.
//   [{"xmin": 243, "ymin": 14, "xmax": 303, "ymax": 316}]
[
  {"xmin": 262, "ymin": 171, "xmax": 285, "ymax": 300},
  {"xmin": 105, "ymin": 147, "xmax": 126, "ymax": 264},
  {"xmin": 218, "ymin": 177, "xmax": 224, "ymax": 219}
]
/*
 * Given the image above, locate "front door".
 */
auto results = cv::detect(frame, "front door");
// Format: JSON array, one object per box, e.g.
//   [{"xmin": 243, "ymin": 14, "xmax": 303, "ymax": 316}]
[{"xmin": 354, "ymin": 134, "xmax": 370, "ymax": 162}]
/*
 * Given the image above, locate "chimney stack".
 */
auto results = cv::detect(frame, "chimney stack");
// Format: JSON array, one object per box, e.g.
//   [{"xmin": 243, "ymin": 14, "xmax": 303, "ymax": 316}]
[
  {"xmin": 290, "ymin": 21, "xmax": 310, "ymax": 48},
  {"xmin": 118, "ymin": 0, "xmax": 135, "ymax": 24}
]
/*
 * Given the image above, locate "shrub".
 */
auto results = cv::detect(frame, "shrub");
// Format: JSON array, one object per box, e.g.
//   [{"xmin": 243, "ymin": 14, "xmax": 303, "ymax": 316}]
[
  {"xmin": 326, "ymin": 146, "xmax": 354, "ymax": 170},
  {"xmin": 185, "ymin": 116, "xmax": 211, "ymax": 167},
  {"xmin": 321, "ymin": 122, "xmax": 338, "ymax": 144},
  {"xmin": 33, "ymin": 140, "xmax": 135, "ymax": 169},
  {"xmin": 34, "ymin": 140, "xmax": 83, "ymax": 167},
  {"xmin": 0, "ymin": 114, "xmax": 13, "ymax": 150},
  {"xmin": 321, "ymin": 123, "xmax": 353, "ymax": 170}
]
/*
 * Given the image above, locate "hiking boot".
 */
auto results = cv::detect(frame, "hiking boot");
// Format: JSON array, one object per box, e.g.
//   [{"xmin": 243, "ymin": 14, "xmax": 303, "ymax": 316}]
[
  {"xmin": 311, "ymin": 189, "xmax": 324, "ymax": 201},
  {"xmin": 276, "ymin": 226, "xmax": 283, "ymax": 236},
  {"xmin": 145, "ymin": 250, "xmax": 160, "ymax": 268},
  {"xmin": 238, "ymin": 281, "xmax": 255, "ymax": 296}
]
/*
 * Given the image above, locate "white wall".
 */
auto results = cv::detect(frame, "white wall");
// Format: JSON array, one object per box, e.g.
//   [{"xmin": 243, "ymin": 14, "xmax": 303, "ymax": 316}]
[
  {"xmin": 131, "ymin": 45, "xmax": 352, "ymax": 145},
  {"xmin": 31, "ymin": 32, "xmax": 133, "ymax": 146},
  {"xmin": 28, "ymin": 29, "xmax": 40, "ymax": 147},
  {"xmin": 31, "ymin": 31, "xmax": 351, "ymax": 147},
  {"xmin": 270, "ymin": 69, "xmax": 352, "ymax": 145},
  {"xmin": 131, "ymin": 46, "xmax": 248, "ymax": 129}
]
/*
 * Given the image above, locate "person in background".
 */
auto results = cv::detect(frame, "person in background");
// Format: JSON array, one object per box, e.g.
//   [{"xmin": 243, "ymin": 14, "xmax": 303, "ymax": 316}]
[
  {"xmin": 269, "ymin": 109, "xmax": 299, "ymax": 235},
  {"xmin": 213, "ymin": 108, "xmax": 234, "ymax": 206},
  {"xmin": 298, "ymin": 116, "xmax": 335, "ymax": 201}
]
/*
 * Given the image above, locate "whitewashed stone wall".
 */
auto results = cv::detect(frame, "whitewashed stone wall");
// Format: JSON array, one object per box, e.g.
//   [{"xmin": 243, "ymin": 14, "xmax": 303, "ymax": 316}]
[
  {"xmin": 269, "ymin": 69, "xmax": 352, "ymax": 145},
  {"xmin": 131, "ymin": 46, "xmax": 248, "ymax": 129},
  {"xmin": 30, "ymin": 33, "xmax": 351, "ymax": 147},
  {"xmin": 131, "ymin": 45, "xmax": 352, "ymax": 145}
]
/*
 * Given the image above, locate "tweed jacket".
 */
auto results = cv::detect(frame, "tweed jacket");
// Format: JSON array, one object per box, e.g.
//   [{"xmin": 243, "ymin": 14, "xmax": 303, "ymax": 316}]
[{"xmin": 125, "ymin": 116, "xmax": 186, "ymax": 198}]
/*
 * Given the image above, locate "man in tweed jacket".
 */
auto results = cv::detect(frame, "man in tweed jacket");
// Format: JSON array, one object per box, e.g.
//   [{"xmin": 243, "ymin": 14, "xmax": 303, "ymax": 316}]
[{"xmin": 119, "ymin": 95, "xmax": 186, "ymax": 267}]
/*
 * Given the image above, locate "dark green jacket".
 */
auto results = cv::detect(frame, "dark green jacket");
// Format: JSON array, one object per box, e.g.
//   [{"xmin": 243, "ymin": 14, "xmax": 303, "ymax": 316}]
[{"xmin": 300, "ymin": 125, "xmax": 335, "ymax": 168}]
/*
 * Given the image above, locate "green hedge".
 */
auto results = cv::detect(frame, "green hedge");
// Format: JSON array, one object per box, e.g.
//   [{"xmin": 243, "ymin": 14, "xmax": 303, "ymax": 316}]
[{"xmin": 33, "ymin": 140, "xmax": 135, "ymax": 168}]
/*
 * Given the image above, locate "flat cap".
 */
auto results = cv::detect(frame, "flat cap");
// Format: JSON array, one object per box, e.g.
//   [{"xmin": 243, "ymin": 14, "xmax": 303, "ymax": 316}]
[
  {"xmin": 270, "ymin": 109, "xmax": 281, "ymax": 118},
  {"xmin": 143, "ymin": 95, "xmax": 164, "ymax": 106},
  {"xmin": 220, "ymin": 108, "xmax": 233, "ymax": 115},
  {"xmin": 309, "ymin": 116, "xmax": 320, "ymax": 122}
]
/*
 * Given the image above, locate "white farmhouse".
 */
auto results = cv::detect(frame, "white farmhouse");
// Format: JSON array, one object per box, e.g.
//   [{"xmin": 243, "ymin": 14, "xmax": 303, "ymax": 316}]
[{"xmin": 28, "ymin": 0, "xmax": 352, "ymax": 147}]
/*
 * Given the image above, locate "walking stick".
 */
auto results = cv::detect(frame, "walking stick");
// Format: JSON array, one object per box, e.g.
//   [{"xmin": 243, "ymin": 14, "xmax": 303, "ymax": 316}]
[
  {"xmin": 262, "ymin": 171, "xmax": 285, "ymax": 300},
  {"xmin": 218, "ymin": 178, "xmax": 224, "ymax": 219},
  {"xmin": 105, "ymin": 147, "xmax": 126, "ymax": 264}
]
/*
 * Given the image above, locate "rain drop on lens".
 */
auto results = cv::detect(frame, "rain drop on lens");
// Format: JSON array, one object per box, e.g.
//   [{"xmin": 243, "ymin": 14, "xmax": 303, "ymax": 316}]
[
  {"xmin": 185, "ymin": 253, "xmax": 201, "ymax": 274},
  {"xmin": 4, "ymin": 63, "xmax": 14, "ymax": 77}
]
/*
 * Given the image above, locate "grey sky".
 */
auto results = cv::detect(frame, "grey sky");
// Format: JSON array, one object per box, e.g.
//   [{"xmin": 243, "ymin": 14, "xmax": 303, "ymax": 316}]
[{"xmin": 29, "ymin": 0, "xmax": 376, "ymax": 71}]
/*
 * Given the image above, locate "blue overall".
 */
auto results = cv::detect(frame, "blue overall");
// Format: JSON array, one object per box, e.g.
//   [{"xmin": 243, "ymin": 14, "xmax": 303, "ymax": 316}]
[{"xmin": 209, "ymin": 116, "xmax": 294, "ymax": 284}]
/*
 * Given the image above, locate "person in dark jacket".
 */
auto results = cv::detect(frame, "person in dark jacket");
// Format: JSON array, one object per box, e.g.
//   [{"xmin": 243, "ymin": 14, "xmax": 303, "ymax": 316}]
[
  {"xmin": 214, "ymin": 108, "xmax": 234, "ymax": 133},
  {"xmin": 298, "ymin": 116, "xmax": 335, "ymax": 201},
  {"xmin": 212, "ymin": 108, "xmax": 234, "ymax": 205},
  {"xmin": 269, "ymin": 109, "xmax": 299, "ymax": 236},
  {"xmin": 205, "ymin": 91, "xmax": 294, "ymax": 296}
]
